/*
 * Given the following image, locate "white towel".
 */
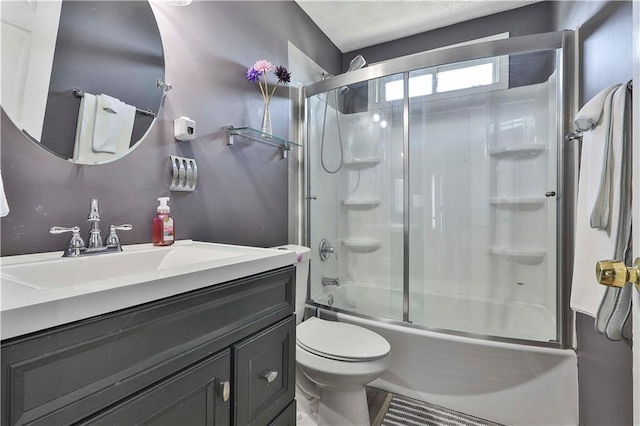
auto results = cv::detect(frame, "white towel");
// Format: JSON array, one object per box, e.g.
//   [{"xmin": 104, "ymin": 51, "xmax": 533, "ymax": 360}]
[
  {"xmin": 573, "ymin": 84, "xmax": 620, "ymax": 229},
  {"xmin": 573, "ymin": 84, "xmax": 618, "ymax": 131},
  {"xmin": 570, "ymin": 83, "xmax": 629, "ymax": 319},
  {"xmin": 0, "ymin": 168, "xmax": 9, "ymax": 217},
  {"xmin": 72, "ymin": 93, "xmax": 136, "ymax": 164},
  {"xmin": 93, "ymin": 94, "xmax": 135, "ymax": 154},
  {"xmin": 595, "ymin": 82, "xmax": 633, "ymax": 341},
  {"xmin": 73, "ymin": 92, "xmax": 98, "ymax": 162}
]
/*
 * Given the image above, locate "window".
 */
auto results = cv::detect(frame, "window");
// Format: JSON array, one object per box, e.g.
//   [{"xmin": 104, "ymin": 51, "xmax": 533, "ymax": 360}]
[
  {"xmin": 382, "ymin": 33, "xmax": 509, "ymax": 102},
  {"xmin": 386, "ymin": 74, "xmax": 433, "ymax": 101},
  {"xmin": 436, "ymin": 62, "xmax": 495, "ymax": 93}
]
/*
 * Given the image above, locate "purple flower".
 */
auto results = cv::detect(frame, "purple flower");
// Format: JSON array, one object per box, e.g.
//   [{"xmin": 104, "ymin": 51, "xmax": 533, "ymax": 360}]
[
  {"xmin": 246, "ymin": 66, "xmax": 261, "ymax": 83},
  {"xmin": 275, "ymin": 65, "xmax": 291, "ymax": 84}
]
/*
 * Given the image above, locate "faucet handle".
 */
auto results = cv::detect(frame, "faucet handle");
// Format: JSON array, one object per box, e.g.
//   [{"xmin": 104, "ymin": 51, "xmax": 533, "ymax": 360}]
[
  {"xmin": 49, "ymin": 225, "xmax": 80, "ymax": 235},
  {"xmin": 50, "ymin": 226, "xmax": 85, "ymax": 257},
  {"xmin": 104, "ymin": 224, "xmax": 132, "ymax": 249}
]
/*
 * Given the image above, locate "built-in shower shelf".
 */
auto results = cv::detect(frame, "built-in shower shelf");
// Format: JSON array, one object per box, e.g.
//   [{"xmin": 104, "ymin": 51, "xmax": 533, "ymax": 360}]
[
  {"xmin": 344, "ymin": 158, "xmax": 380, "ymax": 169},
  {"xmin": 342, "ymin": 199, "xmax": 381, "ymax": 209},
  {"xmin": 488, "ymin": 246, "xmax": 546, "ymax": 265},
  {"xmin": 488, "ymin": 143, "xmax": 547, "ymax": 158},
  {"xmin": 342, "ymin": 238, "xmax": 382, "ymax": 253},
  {"xmin": 489, "ymin": 196, "xmax": 545, "ymax": 209}
]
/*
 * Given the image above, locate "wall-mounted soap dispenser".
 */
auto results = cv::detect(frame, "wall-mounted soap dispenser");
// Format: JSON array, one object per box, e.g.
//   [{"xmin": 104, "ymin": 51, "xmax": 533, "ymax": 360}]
[{"xmin": 174, "ymin": 116, "xmax": 195, "ymax": 141}]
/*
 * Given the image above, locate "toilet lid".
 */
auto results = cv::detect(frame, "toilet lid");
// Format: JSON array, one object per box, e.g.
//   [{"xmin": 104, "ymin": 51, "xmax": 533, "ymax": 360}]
[{"xmin": 297, "ymin": 318, "xmax": 390, "ymax": 361}]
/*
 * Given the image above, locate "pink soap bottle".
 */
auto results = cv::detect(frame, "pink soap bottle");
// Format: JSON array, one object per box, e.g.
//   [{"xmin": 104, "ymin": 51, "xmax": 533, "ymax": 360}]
[{"xmin": 152, "ymin": 197, "xmax": 175, "ymax": 246}]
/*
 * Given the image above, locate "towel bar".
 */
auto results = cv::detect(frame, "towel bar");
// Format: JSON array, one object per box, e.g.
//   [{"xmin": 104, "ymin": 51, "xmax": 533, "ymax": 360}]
[
  {"xmin": 564, "ymin": 131, "xmax": 582, "ymax": 142},
  {"xmin": 72, "ymin": 88, "xmax": 156, "ymax": 118}
]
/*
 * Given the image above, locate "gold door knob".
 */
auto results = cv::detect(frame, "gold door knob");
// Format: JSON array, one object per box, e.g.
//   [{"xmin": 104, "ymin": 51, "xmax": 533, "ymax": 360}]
[{"xmin": 595, "ymin": 258, "xmax": 640, "ymax": 288}]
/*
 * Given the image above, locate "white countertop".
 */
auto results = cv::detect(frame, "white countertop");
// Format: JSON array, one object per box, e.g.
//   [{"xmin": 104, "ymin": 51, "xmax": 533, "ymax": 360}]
[{"xmin": 1, "ymin": 240, "xmax": 297, "ymax": 340}]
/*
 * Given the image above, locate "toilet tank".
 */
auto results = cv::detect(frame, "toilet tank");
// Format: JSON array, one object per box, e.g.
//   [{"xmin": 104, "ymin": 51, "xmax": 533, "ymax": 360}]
[{"xmin": 272, "ymin": 245, "xmax": 311, "ymax": 323}]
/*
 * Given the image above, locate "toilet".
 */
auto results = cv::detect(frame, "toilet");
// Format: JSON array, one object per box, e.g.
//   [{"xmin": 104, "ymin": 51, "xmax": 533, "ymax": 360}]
[{"xmin": 273, "ymin": 244, "xmax": 391, "ymax": 426}]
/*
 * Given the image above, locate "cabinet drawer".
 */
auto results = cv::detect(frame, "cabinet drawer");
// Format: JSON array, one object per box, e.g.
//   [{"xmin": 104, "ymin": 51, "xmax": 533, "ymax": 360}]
[
  {"xmin": 80, "ymin": 349, "xmax": 231, "ymax": 425},
  {"xmin": 233, "ymin": 316, "xmax": 295, "ymax": 426},
  {"xmin": 1, "ymin": 267, "xmax": 294, "ymax": 426}
]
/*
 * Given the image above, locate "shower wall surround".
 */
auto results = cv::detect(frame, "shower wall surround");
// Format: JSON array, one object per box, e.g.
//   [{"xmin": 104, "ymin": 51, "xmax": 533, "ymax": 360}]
[
  {"xmin": 0, "ymin": 1, "xmax": 341, "ymax": 256},
  {"xmin": 309, "ymin": 43, "xmax": 562, "ymax": 344}
]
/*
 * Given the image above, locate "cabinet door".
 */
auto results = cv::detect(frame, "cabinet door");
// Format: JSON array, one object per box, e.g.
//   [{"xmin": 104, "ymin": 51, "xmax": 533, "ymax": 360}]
[
  {"xmin": 234, "ymin": 316, "xmax": 295, "ymax": 426},
  {"xmin": 269, "ymin": 401, "xmax": 297, "ymax": 426},
  {"xmin": 80, "ymin": 350, "xmax": 231, "ymax": 425}
]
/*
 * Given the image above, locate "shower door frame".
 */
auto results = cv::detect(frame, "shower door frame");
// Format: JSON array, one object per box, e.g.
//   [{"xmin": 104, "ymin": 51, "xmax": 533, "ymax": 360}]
[{"xmin": 303, "ymin": 30, "xmax": 576, "ymax": 349}]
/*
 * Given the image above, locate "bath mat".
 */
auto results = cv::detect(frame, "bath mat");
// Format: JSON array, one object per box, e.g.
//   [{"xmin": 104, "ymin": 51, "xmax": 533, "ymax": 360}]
[{"xmin": 379, "ymin": 394, "xmax": 503, "ymax": 426}]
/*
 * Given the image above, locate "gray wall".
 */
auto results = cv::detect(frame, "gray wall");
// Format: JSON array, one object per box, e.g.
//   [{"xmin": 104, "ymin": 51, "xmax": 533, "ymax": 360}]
[
  {"xmin": 552, "ymin": 2, "xmax": 634, "ymax": 425},
  {"xmin": 349, "ymin": 1, "xmax": 633, "ymax": 424},
  {"xmin": 0, "ymin": 1, "xmax": 341, "ymax": 256},
  {"xmin": 342, "ymin": 2, "xmax": 552, "ymax": 67}
]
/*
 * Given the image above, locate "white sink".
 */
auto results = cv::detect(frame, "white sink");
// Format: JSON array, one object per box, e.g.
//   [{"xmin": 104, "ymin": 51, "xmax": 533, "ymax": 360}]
[
  {"xmin": 1, "ymin": 240, "xmax": 297, "ymax": 339},
  {"xmin": 2, "ymin": 243, "xmax": 242, "ymax": 290}
]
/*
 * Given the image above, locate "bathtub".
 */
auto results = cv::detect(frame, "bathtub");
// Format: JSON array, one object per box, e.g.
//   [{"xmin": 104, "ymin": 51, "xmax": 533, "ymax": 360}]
[
  {"xmin": 312, "ymin": 285, "xmax": 578, "ymax": 425},
  {"xmin": 314, "ymin": 283, "xmax": 558, "ymax": 341}
]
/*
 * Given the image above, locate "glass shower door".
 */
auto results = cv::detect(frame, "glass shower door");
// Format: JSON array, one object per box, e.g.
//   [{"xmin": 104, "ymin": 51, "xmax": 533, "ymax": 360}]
[
  {"xmin": 307, "ymin": 77, "xmax": 405, "ymax": 321},
  {"xmin": 407, "ymin": 50, "xmax": 560, "ymax": 341}
]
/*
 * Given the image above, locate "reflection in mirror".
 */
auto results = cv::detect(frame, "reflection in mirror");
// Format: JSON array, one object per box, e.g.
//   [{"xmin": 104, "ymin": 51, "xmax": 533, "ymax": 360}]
[{"xmin": 1, "ymin": 1, "xmax": 165, "ymax": 165}]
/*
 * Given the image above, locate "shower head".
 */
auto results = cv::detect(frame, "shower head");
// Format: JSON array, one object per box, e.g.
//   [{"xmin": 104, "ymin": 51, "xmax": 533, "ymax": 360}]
[
  {"xmin": 347, "ymin": 54, "xmax": 367, "ymax": 72},
  {"xmin": 340, "ymin": 54, "xmax": 367, "ymax": 95}
]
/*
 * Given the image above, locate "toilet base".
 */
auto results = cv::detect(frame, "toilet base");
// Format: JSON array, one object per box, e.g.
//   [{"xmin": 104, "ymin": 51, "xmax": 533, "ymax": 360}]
[{"xmin": 317, "ymin": 386, "xmax": 370, "ymax": 426}]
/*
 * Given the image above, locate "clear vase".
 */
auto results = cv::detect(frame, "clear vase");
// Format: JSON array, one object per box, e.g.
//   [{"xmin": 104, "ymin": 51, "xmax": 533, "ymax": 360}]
[{"xmin": 260, "ymin": 102, "xmax": 272, "ymax": 138}]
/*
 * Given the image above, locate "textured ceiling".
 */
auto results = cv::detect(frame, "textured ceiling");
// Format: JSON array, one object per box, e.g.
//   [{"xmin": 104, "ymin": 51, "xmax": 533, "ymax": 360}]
[{"xmin": 295, "ymin": 0, "xmax": 541, "ymax": 52}]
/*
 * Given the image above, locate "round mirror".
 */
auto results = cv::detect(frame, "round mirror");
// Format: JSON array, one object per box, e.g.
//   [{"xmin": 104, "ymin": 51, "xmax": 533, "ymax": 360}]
[{"xmin": 1, "ymin": 0, "xmax": 165, "ymax": 165}]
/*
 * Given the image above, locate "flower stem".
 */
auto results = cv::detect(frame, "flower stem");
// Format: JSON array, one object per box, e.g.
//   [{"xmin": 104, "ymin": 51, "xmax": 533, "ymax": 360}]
[
  {"xmin": 263, "ymin": 74, "xmax": 270, "ymax": 105},
  {"xmin": 257, "ymin": 80, "xmax": 267, "ymax": 103},
  {"xmin": 269, "ymin": 82, "xmax": 279, "ymax": 100}
]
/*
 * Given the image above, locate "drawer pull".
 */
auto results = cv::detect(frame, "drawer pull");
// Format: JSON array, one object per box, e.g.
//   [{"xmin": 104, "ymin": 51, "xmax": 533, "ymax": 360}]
[
  {"xmin": 262, "ymin": 370, "xmax": 279, "ymax": 383},
  {"xmin": 220, "ymin": 381, "xmax": 231, "ymax": 402}
]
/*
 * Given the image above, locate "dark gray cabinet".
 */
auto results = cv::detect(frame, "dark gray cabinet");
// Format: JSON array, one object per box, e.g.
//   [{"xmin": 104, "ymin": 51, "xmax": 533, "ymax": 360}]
[
  {"xmin": 234, "ymin": 316, "xmax": 296, "ymax": 426},
  {"xmin": 1, "ymin": 266, "xmax": 295, "ymax": 426},
  {"xmin": 81, "ymin": 349, "xmax": 232, "ymax": 425}
]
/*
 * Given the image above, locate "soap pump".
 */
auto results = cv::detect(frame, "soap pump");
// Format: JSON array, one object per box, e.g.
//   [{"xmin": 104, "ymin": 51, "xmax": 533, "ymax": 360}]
[{"xmin": 152, "ymin": 197, "xmax": 175, "ymax": 246}]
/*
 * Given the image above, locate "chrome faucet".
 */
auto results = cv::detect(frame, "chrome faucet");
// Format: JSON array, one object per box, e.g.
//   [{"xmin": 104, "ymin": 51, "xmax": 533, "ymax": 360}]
[
  {"xmin": 87, "ymin": 197, "xmax": 103, "ymax": 249},
  {"xmin": 49, "ymin": 197, "xmax": 132, "ymax": 257},
  {"xmin": 321, "ymin": 277, "xmax": 340, "ymax": 287}
]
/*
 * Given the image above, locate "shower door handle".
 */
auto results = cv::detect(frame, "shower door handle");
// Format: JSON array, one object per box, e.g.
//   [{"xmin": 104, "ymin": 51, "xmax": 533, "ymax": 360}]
[{"xmin": 595, "ymin": 258, "xmax": 640, "ymax": 290}]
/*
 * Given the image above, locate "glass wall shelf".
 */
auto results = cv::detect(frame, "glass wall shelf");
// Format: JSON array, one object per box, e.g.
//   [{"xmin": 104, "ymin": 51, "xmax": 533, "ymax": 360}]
[{"xmin": 224, "ymin": 126, "xmax": 300, "ymax": 159}]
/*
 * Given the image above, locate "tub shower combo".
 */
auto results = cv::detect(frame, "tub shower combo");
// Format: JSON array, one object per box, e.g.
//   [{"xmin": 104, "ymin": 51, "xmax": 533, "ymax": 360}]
[{"xmin": 303, "ymin": 31, "xmax": 579, "ymax": 425}]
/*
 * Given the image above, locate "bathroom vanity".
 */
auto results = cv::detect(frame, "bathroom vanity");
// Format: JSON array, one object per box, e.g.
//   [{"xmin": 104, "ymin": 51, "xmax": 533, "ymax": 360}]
[{"xmin": 0, "ymin": 241, "xmax": 297, "ymax": 425}]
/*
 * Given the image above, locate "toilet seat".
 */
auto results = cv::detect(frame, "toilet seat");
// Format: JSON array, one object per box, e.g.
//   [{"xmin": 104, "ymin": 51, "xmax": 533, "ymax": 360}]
[{"xmin": 297, "ymin": 317, "xmax": 390, "ymax": 362}]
